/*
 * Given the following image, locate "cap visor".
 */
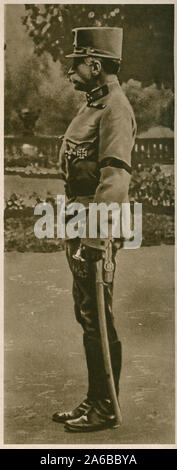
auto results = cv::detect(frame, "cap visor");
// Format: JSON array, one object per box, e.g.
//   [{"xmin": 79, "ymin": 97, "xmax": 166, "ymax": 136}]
[
  {"xmin": 65, "ymin": 53, "xmax": 88, "ymax": 58},
  {"xmin": 66, "ymin": 53, "xmax": 121, "ymax": 60}
]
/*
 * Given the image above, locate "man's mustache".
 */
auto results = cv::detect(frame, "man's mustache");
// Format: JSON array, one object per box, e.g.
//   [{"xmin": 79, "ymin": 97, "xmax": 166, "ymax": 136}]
[
  {"xmin": 69, "ymin": 77, "xmax": 81, "ymax": 86},
  {"xmin": 68, "ymin": 75, "xmax": 77, "ymax": 84}
]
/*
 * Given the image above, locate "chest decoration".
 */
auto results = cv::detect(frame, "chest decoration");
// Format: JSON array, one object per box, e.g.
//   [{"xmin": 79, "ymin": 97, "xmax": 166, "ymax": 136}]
[{"xmin": 65, "ymin": 146, "xmax": 88, "ymax": 161}]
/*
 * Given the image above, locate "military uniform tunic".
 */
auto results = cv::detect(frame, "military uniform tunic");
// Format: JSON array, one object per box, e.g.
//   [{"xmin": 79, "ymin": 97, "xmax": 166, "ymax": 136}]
[
  {"xmin": 60, "ymin": 80, "xmax": 136, "ymax": 207},
  {"xmin": 59, "ymin": 79, "xmax": 136, "ymax": 401}
]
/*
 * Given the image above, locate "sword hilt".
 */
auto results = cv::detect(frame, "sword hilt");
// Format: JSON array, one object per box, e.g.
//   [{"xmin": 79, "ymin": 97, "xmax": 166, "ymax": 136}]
[{"xmin": 72, "ymin": 247, "xmax": 86, "ymax": 263}]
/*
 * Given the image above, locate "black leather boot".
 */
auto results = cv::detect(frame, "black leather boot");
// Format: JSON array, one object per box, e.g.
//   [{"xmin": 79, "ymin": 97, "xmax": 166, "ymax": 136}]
[
  {"xmin": 83, "ymin": 334, "xmax": 122, "ymax": 401},
  {"xmin": 53, "ymin": 338, "xmax": 121, "ymax": 426},
  {"xmin": 52, "ymin": 398, "xmax": 93, "ymax": 423},
  {"xmin": 65, "ymin": 399, "xmax": 119, "ymax": 432},
  {"xmin": 64, "ymin": 338, "xmax": 122, "ymax": 432}
]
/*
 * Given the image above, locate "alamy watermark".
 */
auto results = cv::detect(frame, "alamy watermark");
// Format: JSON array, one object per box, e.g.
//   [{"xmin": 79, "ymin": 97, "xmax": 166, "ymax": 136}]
[{"xmin": 33, "ymin": 196, "xmax": 142, "ymax": 249}]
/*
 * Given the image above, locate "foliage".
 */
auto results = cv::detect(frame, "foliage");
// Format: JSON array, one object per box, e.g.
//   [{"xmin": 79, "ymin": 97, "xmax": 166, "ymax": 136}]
[
  {"xmin": 4, "ymin": 211, "xmax": 174, "ymax": 252},
  {"xmin": 5, "ymin": 192, "xmax": 56, "ymax": 213},
  {"xmin": 5, "ymin": 53, "xmax": 84, "ymax": 135},
  {"xmin": 5, "ymin": 54, "xmax": 174, "ymax": 136},
  {"xmin": 129, "ymin": 164, "xmax": 174, "ymax": 209},
  {"xmin": 5, "ymin": 4, "xmax": 174, "ymax": 136},
  {"xmin": 5, "ymin": 216, "xmax": 65, "ymax": 252},
  {"xmin": 4, "ymin": 164, "xmax": 174, "ymax": 216},
  {"xmin": 23, "ymin": 4, "xmax": 174, "ymax": 88},
  {"xmin": 5, "ymin": 193, "xmax": 25, "ymax": 211},
  {"xmin": 4, "ymin": 162, "xmax": 174, "ymax": 251},
  {"xmin": 123, "ymin": 81, "xmax": 174, "ymax": 132}
]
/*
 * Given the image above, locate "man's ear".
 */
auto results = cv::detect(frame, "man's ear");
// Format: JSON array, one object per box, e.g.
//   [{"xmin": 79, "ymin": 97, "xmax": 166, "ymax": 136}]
[{"xmin": 91, "ymin": 59, "xmax": 102, "ymax": 76}]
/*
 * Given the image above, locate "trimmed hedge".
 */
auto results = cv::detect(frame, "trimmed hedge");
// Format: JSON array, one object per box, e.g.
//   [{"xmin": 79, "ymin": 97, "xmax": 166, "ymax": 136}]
[{"xmin": 5, "ymin": 216, "xmax": 65, "ymax": 252}]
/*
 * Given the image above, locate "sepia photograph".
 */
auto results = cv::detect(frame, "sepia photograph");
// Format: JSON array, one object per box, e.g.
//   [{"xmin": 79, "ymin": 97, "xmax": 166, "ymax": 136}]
[{"xmin": 3, "ymin": 1, "xmax": 175, "ymax": 447}]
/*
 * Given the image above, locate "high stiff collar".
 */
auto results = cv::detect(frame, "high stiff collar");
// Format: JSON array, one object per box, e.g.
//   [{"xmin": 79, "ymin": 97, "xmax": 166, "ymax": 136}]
[
  {"xmin": 86, "ymin": 84, "xmax": 108, "ymax": 107},
  {"xmin": 86, "ymin": 80, "xmax": 119, "ymax": 108}
]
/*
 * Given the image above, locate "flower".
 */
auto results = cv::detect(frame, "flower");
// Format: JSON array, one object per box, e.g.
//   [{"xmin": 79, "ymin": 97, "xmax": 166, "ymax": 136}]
[
  {"xmin": 110, "ymin": 11, "xmax": 116, "ymax": 17},
  {"xmin": 88, "ymin": 11, "xmax": 95, "ymax": 19}
]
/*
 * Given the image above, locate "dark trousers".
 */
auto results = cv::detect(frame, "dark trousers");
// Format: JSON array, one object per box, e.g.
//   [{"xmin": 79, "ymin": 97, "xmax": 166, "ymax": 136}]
[{"xmin": 65, "ymin": 238, "xmax": 122, "ymax": 401}]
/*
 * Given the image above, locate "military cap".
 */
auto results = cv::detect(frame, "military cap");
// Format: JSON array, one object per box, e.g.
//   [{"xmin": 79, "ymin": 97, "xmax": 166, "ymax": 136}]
[{"xmin": 66, "ymin": 27, "xmax": 123, "ymax": 60}]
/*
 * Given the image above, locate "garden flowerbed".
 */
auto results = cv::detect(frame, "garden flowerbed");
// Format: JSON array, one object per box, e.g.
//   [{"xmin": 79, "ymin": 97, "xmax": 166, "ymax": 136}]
[{"xmin": 4, "ymin": 164, "xmax": 174, "ymax": 251}]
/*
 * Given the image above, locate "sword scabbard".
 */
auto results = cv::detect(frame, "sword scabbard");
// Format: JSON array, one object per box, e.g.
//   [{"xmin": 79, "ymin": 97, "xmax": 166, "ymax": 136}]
[
  {"xmin": 95, "ymin": 257, "xmax": 122, "ymax": 426},
  {"xmin": 103, "ymin": 241, "xmax": 114, "ymax": 283}
]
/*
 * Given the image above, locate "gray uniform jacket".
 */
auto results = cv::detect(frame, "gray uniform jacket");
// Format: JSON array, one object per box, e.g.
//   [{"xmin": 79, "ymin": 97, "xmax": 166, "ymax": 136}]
[{"xmin": 59, "ymin": 79, "xmax": 136, "ymax": 243}]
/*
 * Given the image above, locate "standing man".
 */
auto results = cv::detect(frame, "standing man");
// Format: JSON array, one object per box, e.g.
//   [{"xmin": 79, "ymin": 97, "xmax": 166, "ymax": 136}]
[{"xmin": 52, "ymin": 27, "xmax": 136, "ymax": 432}]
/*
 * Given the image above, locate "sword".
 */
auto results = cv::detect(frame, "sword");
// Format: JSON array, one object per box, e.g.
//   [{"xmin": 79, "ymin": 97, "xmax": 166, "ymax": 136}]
[
  {"xmin": 72, "ymin": 242, "xmax": 122, "ymax": 426},
  {"xmin": 95, "ymin": 245, "xmax": 122, "ymax": 427}
]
